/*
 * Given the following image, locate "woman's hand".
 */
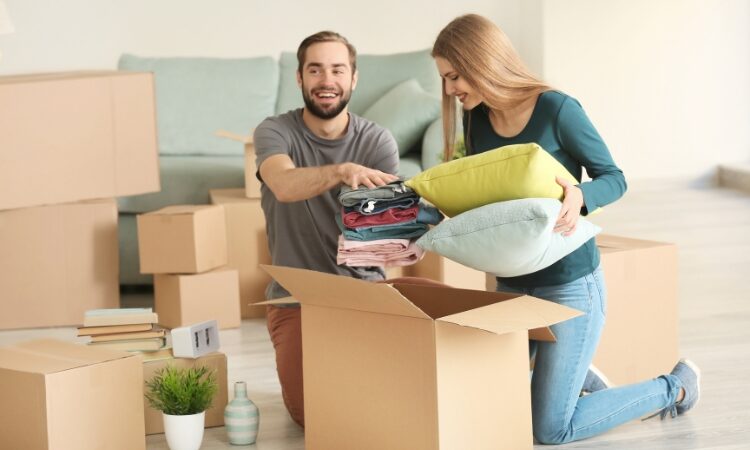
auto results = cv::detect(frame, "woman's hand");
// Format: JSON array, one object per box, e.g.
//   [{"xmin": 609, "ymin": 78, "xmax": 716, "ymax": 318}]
[{"xmin": 554, "ymin": 176, "xmax": 584, "ymax": 237}]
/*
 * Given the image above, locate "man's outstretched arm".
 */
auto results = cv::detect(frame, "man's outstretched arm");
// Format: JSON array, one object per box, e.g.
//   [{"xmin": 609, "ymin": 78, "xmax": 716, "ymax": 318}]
[{"xmin": 259, "ymin": 154, "xmax": 398, "ymax": 203}]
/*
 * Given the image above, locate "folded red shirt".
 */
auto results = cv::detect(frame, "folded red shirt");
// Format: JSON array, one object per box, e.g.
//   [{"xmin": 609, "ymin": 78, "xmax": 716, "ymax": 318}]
[{"xmin": 341, "ymin": 205, "xmax": 419, "ymax": 228}]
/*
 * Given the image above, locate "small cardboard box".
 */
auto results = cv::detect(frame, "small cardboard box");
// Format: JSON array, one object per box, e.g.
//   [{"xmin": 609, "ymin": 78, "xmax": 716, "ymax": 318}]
[
  {"xmin": 142, "ymin": 352, "xmax": 228, "ymax": 435},
  {"xmin": 0, "ymin": 199, "xmax": 119, "ymax": 330},
  {"xmin": 594, "ymin": 234, "xmax": 679, "ymax": 385},
  {"xmin": 0, "ymin": 339, "xmax": 145, "ymax": 450},
  {"xmin": 0, "ymin": 71, "xmax": 160, "ymax": 211},
  {"xmin": 216, "ymin": 130, "xmax": 261, "ymax": 199},
  {"xmin": 262, "ymin": 265, "xmax": 581, "ymax": 450},
  {"xmin": 137, "ymin": 204, "xmax": 228, "ymax": 274},
  {"xmin": 154, "ymin": 268, "xmax": 241, "ymax": 329},
  {"xmin": 210, "ymin": 188, "xmax": 270, "ymax": 319},
  {"xmin": 405, "ymin": 251, "xmax": 488, "ymax": 291}
]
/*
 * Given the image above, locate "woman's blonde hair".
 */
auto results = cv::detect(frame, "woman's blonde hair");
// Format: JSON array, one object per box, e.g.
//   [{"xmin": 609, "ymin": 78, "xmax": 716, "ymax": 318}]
[{"xmin": 432, "ymin": 14, "xmax": 551, "ymax": 161}]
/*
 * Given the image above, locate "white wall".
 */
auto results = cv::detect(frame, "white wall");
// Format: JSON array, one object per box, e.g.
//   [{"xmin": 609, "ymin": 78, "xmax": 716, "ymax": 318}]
[
  {"xmin": 540, "ymin": 0, "xmax": 750, "ymax": 180},
  {"xmin": 0, "ymin": 0, "xmax": 524, "ymax": 73},
  {"xmin": 2, "ymin": 0, "xmax": 747, "ymax": 181}
]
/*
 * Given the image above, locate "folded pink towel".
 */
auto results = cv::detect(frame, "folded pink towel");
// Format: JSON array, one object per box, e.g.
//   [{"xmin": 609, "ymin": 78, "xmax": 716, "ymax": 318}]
[
  {"xmin": 342, "ymin": 206, "xmax": 419, "ymax": 228},
  {"xmin": 337, "ymin": 235, "xmax": 425, "ymax": 268}
]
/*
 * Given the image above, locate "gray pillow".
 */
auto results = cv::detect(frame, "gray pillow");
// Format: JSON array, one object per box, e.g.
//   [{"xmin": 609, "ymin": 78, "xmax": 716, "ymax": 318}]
[
  {"xmin": 416, "ymin": 198, "xmax": 601, "ymax": 277},
  {"xmin": 362, "ymin": 79, "xmax": 440, "ymax": 155}
]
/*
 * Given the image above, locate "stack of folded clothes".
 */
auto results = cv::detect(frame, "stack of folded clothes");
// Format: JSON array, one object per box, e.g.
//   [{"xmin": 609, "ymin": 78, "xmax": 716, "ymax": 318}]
[{"xmin": 336, "ymin": 180, "xmax": 443, "ymax": 268}]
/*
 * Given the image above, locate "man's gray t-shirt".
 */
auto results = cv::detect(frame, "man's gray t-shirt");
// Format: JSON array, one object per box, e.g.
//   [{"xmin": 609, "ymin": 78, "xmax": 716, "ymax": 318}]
[{"xmin": 253, "ymin": 108, "xmax": 399, "ymax": 300}]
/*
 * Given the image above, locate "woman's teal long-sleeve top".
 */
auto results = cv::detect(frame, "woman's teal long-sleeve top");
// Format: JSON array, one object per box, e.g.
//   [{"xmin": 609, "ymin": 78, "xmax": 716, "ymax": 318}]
[{"xmin": 463, "ymin": 90, "xmax": 627, "ymax": 287}]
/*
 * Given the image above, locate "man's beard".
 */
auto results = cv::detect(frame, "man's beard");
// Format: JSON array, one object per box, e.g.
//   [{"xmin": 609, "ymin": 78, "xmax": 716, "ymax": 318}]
[{"xmin": 302, "ymin": 85, "xmax": 352, "ymax": 120}]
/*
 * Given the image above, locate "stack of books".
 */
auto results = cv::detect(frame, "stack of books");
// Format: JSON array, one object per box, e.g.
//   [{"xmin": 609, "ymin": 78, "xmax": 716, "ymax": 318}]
[{"xmin": 78, "ymin": 308, "xmax": 167, "ymax": 352}]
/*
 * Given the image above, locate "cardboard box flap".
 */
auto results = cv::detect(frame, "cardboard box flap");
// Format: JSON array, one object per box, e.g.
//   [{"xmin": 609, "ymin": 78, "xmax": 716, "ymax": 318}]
[
  {"xmin": 262, "ymin": 265, "xmax": 431, "ymax": 319},
  {"xmin": 253, "ymin": 297, "xmax": 300, "ymax": 306},
  {"xmin": 149, "ymin": 205, "xmax": 217, "ymax": 216},
  {"xmin": 216, "ymin": 129, "xmax": 254, "ymax": 145},
  {"xmin": 0, "ymin": 339, "xmax": 134, "ymax": 374},
  {"xmin": 436, "ymin": 296, "xmax": 582, "ymax": 336}
]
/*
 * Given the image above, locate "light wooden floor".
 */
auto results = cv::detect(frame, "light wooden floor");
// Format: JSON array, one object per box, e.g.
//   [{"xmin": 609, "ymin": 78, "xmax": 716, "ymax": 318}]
[{"xmin": 2, "ymin": 178, "xmax": 749, "ymax": 449}]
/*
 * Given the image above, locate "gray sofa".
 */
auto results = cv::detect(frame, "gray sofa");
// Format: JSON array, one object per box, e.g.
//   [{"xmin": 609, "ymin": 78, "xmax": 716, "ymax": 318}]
[{"xmin": 117, "ymin": 50, "xmax": 445, "ymax": 285}]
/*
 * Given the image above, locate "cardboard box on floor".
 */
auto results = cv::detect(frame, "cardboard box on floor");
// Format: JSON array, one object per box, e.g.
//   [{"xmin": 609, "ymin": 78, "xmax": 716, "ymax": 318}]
[
  {"xmin": 0, "ymin": 339, "xmax": 145, "ymax": 450},
  {"xmin": 216, "ymin": 130, "xmax": 260, "ymax": 199},
  {"xmin": 210, "ymin": 188, "xmax": 270, "ymax": 319},
  {"xmin": 594, "ymin": 234, "xmax": 679, "ymax": 384},
  {"xmin": 0, "ymin": 199, "xmax": 119, "ymax": 330},
  {"xmin": 142, "ymin": 352, "xmax": 228, "ymax": 435},
  {"xmin": 405, "ymin": 251, "xmax": 488, "ymax": 290},
  {"xmin": 0, "ymin": 71, "xmax": 160, "ymax": 211},
  {"xmin": 137, "ymin": 204, "xmax": 228, "ymax": 274},
  {"xmin": 154, "ymin": 268, "xmax": 241, "ymax": 329},
  {"xmin": 261, "ymin": 265, "xmax": 582, "ymax": 450},
  {"xmin": 483, "ymin": 234, "xmax": 680, "ymax": 386}
]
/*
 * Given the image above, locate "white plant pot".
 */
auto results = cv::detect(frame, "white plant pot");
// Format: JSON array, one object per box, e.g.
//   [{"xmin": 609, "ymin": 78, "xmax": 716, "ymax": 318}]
[{"xmin": 163, "ymin": 411, "xmax": 206, "ymax": 450}]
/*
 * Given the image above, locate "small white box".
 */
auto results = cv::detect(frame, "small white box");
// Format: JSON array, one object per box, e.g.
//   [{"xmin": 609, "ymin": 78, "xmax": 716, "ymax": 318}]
[{"xmin": 171, "ymin": 320, "xmax": 220, "ymax": 358}]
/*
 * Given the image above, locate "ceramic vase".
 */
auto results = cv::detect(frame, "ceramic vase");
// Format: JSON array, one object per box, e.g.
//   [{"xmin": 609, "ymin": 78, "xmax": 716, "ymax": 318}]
[{"xmin": 224, "ymin": 381, "xmax": 259, "ymax": 445}]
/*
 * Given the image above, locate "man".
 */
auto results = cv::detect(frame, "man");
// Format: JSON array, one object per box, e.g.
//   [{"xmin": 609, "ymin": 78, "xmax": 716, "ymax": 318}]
[{"xmin": 253, "ymin": 31, "xmax": 399, "ymax": 427}]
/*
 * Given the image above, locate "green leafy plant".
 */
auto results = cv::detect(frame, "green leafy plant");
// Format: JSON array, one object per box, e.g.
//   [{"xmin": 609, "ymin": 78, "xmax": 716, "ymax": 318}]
[
  {"xmin": 145, "ymin": 365, "xmax": 218, "ymax": 415},
  {"xmin": 440, "ymin": 136, "xmax": 467, "ymax": 163}
]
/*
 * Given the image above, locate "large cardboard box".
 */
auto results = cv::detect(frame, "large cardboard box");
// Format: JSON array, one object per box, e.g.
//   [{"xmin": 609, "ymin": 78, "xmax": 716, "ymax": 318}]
[
  {"xmin": 137, "ymin": 204, "xmax": 228, "ymax": 274},
  {"xmin": 154, "ymin": 268, "xmax": 241, "ymax": 329},
  {"xmin": 262, "ymin": 265, "xmax": 581, "ymax": 450},
  {"xmin": 142, "ymin": 352, "xmax": 228, "ymax": 435},
  {"xmin": 0, "ymin": 339, "xmax": 145, "ymax": 450},
  {"xmin": 0, "ymin": 199, "xmax": 119, "ymax": 330},
  {"xmin": 593, "ymin": 234, "xmax": 679, "ymax": 385},
  {"xmin": 483, "ymin": 234, "xmax": 680, "ymax": 386},
  {"xmin": 405, "ymin": 251, "xmax": 488, "ymax": 290},
  {"xmin": 0, "ymin": 71, "xmax": 160, "ymax": 211},
  {"xmin": 210, "ymin": 188, "xmax": 270, "ymax": 319}
]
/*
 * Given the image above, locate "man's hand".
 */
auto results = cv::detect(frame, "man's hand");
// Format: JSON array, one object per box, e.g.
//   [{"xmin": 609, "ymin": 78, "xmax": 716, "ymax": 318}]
[
  {"xmin": 554, "ymin": 176, "xmax": 584, "ymax": 237},
  {"xmin": 337, "ymin": 162, "xmax": 399, "ymax": 189}
]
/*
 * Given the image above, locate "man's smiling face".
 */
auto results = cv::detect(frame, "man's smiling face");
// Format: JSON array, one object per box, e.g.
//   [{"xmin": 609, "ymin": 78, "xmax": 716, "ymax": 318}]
[{"xmin": 298, "ymin": 41, "xmax": 357, "ymax": 120}]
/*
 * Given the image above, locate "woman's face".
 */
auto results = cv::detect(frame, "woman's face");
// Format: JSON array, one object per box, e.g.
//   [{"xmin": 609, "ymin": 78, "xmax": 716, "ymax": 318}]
[{"xmin": 435, "ymin": 57, "xmax": 483, "ymax": 110}]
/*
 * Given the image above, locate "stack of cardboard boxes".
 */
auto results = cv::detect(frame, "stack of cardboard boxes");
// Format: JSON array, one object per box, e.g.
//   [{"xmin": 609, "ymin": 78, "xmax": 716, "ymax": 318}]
[
  {"xmin": 212, "ymin": 132, "xmax": 272, "ymax": 318},
  {"xmin": 0, "ymin": 71, "xmax": 160, "ymax": 330},
  {"xmin": 0, "ymin": 70, "xmax": 159, "ymax": 448},
  {"xmin": 137, "ymin": 204, "xmax": 242, "ymax": 329}
]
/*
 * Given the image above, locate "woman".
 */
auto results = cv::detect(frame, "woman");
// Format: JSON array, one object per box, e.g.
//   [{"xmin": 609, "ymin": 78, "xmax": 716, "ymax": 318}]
[{"xmin": 432, "ymin": 14, "xmax": 700, "ymax": 444}]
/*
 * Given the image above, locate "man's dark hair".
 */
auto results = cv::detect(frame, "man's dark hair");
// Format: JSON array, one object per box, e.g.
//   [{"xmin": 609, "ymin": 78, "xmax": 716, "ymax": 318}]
[{"xmin": 296, "ymin": 31, "xmax": 357, "ymax": 73}]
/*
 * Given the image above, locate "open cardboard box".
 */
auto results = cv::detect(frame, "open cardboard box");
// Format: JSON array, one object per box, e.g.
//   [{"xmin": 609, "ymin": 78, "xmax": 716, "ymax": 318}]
[
  {"xmin": 216, "ymin": 130, "xmax": 260, "ymax": 199},
  {"xmin": 258, "ymin": 265, "xmax": 582, "ymax": 450}
]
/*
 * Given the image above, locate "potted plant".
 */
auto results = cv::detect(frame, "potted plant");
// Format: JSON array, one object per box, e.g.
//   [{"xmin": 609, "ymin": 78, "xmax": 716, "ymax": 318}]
[{"xmin": 145, "ymin": 365, "xmax": 218, "ymax": 450}]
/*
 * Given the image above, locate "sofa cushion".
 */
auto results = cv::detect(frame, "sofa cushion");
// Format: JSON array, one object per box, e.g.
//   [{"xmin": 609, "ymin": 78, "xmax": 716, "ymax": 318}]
[
  {"xmin": 421, "ymin": 118, "xmax": 445, "ymax": 170},
  {"xmin": 276, "ymin": 49, "xmax": 441, "ymax": 117},
  {"xmin": 416, "ymin": 198, "xmax": 601, "ymax": 277},
  {"xmin": 362, "ymin": 79, "xmax": 440, "ymax": 156},
  {"xmin": 405, "ymin": 143, "xmax": 579, "ymax": 217},
  {"xmin": 118, "ymin": 54, "xmax": 278, "ymax": 156},
  {"xmin": 398, "ymin": 154, "xmax": 422, "ymax": 180},
  {"xmin": 117, "ymin": 155, "xmax": 245, "ymax": 213}
]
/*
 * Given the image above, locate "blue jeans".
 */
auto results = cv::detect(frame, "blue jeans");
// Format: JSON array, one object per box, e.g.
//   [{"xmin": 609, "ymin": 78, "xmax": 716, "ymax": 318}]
[{"xmin": 497, "ymin": 266, "xmax": 683, "ymax": 444}]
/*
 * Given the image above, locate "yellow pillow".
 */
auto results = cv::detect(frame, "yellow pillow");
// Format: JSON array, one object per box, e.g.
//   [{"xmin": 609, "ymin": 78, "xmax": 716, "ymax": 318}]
[{"xmin": 405, "ymin": 143, "xmax": 578, "ymax": 217}]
